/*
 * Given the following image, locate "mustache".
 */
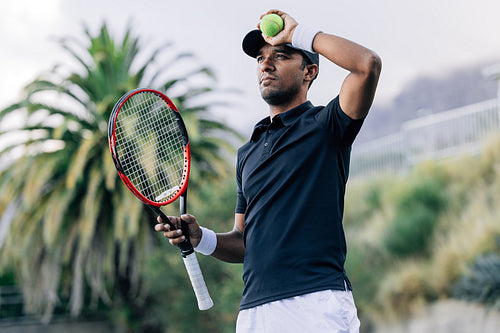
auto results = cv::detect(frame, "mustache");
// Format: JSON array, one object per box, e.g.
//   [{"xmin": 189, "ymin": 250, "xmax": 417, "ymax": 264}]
[{"xmin": 259, "ymin": 73, "xmax": 277, "ymax": 83}]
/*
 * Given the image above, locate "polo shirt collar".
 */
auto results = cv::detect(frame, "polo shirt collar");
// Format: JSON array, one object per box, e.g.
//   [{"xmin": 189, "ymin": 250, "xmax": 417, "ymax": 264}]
[{"xmin": 250, "ymin": 101, "xmax": 314, "ymax": 142}]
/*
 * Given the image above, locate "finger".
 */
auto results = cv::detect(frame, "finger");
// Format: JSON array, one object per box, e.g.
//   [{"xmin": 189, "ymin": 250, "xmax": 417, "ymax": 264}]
[
  {"xmin": 261, "ymin": 8, "xmax": 281, "ymax": 17},
  {"xmin": 180, "ymin": 214, "xmax": 196, "ymax": 224},
  {"xmin": 157, "ymin": 215, "xmax": 181, "ymax": 229},
  {"xmin": 168, "ymin": 216, "xmax": 182, "ymax": 229},
  {"xmin": 154, "ymin": 223, "xmax": 173, "ymax": 232},
  {"xmin": 168, "ymin": 233, "xmax": 186, "ymax": 246},
  {"xmin": 163, "ymin": 228, "xmax": 183, "ymax": 239},
  {"xmin": 267, "ymin": 9, "xmax": 286, "ymax": 17}
]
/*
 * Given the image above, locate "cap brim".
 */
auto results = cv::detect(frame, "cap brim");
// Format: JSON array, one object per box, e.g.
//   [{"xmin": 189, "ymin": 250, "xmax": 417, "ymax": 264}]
[
  {"xmin": 242, "ymin": 30, "xmax": 267, "ymax": 58},
  {"xmin": 242, "ymin": 29, "xmax": 319, "ymax": 66}
]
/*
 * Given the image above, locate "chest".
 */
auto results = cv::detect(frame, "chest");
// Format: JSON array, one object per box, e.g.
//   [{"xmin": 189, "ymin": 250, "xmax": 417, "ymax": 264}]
[{"xmin": 239, "ymin": 116, "xmax": 339, "ymax": 197}]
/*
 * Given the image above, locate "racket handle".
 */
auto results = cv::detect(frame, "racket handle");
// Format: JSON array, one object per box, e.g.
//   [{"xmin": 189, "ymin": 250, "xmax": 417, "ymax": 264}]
[
  {"xmin": 150, "ymin": 205, "xmax": 194, "ymax": 255},
  {"xmin": 182, "ymin": 252, "xmax": 214, "ymax": 310}
]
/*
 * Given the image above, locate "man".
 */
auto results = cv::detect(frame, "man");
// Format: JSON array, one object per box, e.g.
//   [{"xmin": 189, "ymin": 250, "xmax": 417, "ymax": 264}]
[{"xmin": 155, "ymin": 9, "xmax": 381, "ymax": 332}]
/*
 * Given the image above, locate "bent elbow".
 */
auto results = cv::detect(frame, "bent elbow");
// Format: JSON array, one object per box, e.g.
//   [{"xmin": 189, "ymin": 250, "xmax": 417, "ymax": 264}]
[{"xmin": 364, "ymin": 53, "xmax": 382, "ymax": 79}]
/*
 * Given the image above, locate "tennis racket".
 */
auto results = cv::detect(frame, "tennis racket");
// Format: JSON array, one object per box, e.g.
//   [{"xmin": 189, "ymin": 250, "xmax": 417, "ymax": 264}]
[{"xmin": 108, "ymin": 88, "xmax": 213, "ymax": 310}]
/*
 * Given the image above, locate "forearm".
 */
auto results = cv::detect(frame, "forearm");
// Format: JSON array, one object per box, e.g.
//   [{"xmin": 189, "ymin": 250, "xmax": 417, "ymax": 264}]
[
  {"xmin": 312, "ymin": 32, "xmax": 381, "ymax": 77},
  {"xmin": 310, "ymin": 31, "xmax": 381, "ymax": 119},
  {"xmin": 211, "ymin": 230, "xmax": 245, "ymax": 263}
]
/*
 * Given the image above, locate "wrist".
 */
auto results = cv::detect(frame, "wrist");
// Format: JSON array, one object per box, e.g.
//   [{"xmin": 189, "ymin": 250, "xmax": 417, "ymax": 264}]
[
  {"xmin": 291, "ymin": 24, "xmax": 321, "ymax": 53},
  {"xmin": 194, "ymin": 227, "xmax": 217, "ymax": 255}
]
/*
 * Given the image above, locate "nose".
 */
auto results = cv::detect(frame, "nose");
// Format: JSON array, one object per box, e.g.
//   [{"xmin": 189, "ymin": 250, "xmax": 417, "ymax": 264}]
[{"xmin": 259, "ymin": 56, "xmax": 275, "ymax": 72}]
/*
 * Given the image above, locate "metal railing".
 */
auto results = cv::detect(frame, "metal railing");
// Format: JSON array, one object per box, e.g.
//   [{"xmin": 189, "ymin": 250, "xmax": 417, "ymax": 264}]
[
  {"xmin": 0, "ymin": 285, "xmax": 24, "ymax": 321},
  {"xmin": 350, "ymin": 98, "xmax": 499, "ymax": 177}
]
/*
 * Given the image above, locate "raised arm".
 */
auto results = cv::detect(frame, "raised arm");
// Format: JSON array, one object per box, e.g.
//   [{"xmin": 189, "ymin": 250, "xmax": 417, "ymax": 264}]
[
  {"xmin": 312, "ymin": 33, "xmax": 381, "ymax": 119},
  {"xmin": 261, "ymin": 9, "xmax": 382, "ymax": 120}
]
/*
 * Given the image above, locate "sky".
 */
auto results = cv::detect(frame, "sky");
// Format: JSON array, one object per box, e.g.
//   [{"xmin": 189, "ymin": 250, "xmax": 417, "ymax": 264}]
[{"xmin": 2, "ymin": 0, "xmax": 500, "ymax": 136}]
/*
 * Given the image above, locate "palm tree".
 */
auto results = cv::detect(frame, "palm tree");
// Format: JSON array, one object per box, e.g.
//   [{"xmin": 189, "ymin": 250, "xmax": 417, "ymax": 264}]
[{"xmin": 0, "ymin": 22, "xmax": 241, "ymax": 324}]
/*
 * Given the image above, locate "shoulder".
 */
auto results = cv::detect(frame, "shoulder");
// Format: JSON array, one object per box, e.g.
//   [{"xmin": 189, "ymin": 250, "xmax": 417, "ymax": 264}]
[{"xmin": 315, "ymin": 96, "xmax": 365, "ymax": 145}]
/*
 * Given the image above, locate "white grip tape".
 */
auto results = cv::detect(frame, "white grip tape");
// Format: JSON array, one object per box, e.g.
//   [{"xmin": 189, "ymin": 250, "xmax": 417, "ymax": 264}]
[{"xmin": 182, "ymin": 252, "xmax": 214, "ymax": 310}]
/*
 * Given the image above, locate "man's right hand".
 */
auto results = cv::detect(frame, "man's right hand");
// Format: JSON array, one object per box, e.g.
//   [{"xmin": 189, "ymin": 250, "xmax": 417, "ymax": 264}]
[{"xmin": 155, "ymin": 214, "xmax": 202, "ymax": 248}]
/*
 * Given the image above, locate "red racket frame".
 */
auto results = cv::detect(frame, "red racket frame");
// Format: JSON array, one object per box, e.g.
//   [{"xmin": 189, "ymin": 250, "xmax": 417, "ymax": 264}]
[{"xmin": 108, "ymin": 88, "xmax": 191, "ymax": 208}]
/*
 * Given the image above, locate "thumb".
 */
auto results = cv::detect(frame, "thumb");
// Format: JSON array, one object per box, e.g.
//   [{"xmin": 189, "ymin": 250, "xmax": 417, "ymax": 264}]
[
  {"xmin": 180, "ymin": 214, "xmax": 202, "ymax": 246},
  {"xmin": 180, "ymin": 214, "xmax": 198, "ymax": 225}
]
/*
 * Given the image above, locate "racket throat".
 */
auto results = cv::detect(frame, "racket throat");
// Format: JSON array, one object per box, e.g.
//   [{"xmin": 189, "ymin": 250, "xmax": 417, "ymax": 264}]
[{"xmin": 155, "ymin": 186, "xmax": 180, "ymax": 202}]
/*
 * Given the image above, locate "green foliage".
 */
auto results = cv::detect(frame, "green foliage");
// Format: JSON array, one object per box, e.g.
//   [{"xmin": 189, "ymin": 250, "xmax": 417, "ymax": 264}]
[
  {"xmin": 383, "ymin": 176, "xmax": 447, "ymax": 258},
  {"xmin": 191, "ymin": 176, "xmax": 238, "ymax": 228},
  {"xmin": 452, "ymin": 237, "xmax": 500, "ymax": 309},
  {"xmin": 344, "ymin": 138, "xmax": 500, "ymax": 322},
  {"xmin": 140, "ymin": 177, "xmax": 243, "ymax": 333},
  {"xmin": 142, "ymin": 242, "xmax": 243, "ymax": 333},
  {"xmin": 343, "ymin": 178, "xmax": 386, "ymax": 228},
  {"xmin": 346, "ymin": 242, "xmax": 388, "ymax": 311},
  {"xmin": 0, "ymin": 270, "xmax": 23, "ymax": 319},
  {"xmin": 0, "ymin": 21, "xmax": 242, "ymax": 330}
]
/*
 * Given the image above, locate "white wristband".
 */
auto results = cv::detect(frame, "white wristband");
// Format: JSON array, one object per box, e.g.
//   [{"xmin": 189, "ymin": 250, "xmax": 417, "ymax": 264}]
[
  {"xmin": 194, "ymin": 227, "xmax": 217, "ymax": 255},
  {"xmin": 291, "ymin": 24, "xmax": 321, "ymax": 53}
]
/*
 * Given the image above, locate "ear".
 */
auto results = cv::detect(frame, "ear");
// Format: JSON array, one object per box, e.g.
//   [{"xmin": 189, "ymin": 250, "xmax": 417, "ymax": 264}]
[{"xmin": 303, "ymin": 64, "xmax": 319, "ymax": 82}]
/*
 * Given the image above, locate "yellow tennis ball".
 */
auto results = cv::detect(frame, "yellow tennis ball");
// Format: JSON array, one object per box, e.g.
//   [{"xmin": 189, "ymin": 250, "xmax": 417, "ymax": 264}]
[{"xmin": 260, "ymin": 14, "xmax": 284, "ymax": 37}]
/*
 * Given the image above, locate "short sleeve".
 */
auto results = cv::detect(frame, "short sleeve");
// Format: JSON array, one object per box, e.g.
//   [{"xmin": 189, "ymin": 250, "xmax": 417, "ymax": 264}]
[
  {"xmin": 315, "ymin": 96, "xmax": 364, "ymax": 147},
  {"xmin": 235, "ymin": 154, "xmax": 247, "ymax": 214}
]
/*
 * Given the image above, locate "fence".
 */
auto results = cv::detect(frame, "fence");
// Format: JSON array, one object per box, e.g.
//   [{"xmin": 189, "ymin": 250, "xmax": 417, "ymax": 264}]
[
  {"xmin": 350, "ymin": 98, "xmax": 500, "ymax": 177},
  {"xmin": 0, "ymin": 285, "xmax": 24, "ymax": 322}
]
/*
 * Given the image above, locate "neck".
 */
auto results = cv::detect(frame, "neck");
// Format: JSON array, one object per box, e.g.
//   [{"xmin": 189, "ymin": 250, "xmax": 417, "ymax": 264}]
[{"xmin": 268, "ymin": 95, "xmax": 308, "ymax": 118}]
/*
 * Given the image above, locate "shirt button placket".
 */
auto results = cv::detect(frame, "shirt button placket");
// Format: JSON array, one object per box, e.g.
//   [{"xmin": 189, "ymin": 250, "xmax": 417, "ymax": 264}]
[{"xmin": 263, "ymin": 130, "xmax": 271, "ymax": 157}]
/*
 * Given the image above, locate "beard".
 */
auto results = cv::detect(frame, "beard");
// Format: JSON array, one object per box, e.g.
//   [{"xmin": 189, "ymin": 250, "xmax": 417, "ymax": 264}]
[{"xmin": 260, "ymin": 83, "xmax": 302, "ymax": 106}]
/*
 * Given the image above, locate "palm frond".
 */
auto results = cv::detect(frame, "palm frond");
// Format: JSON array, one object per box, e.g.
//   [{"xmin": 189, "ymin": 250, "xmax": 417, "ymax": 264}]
[
  {"xmin": 66, "ymin": 134, "xmax": 101, "ymax": 189},
  {"xmin": 77, "ymin": 164, "xmax": 103, "ymax": 250},
  {"xmin": 0, "ymin": 19, "xmax": 242, "ymax": 325}
]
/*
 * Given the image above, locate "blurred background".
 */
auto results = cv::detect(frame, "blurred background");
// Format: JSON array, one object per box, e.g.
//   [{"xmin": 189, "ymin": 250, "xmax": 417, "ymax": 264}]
[{"xmin": 1, "ymin": 0, "xmax": 500, "ymax": 332}]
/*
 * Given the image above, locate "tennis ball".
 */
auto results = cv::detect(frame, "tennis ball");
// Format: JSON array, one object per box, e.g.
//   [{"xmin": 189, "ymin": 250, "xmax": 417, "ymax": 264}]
[{"xmin": 260, "ymin": 14, "xmax": 284, "ymax": 37}]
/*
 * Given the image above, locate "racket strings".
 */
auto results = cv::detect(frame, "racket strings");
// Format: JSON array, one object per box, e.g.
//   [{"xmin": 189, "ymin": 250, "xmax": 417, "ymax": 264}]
[{"xmin": 114, "ymin": 93, "xmax": 186, "ymax": 203}]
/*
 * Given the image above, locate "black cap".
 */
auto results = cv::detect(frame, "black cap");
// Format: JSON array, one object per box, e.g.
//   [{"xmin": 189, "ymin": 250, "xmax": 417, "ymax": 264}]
[{"xmin": 242, "ymin": 29, "xmax": 319, "ymax": 66}]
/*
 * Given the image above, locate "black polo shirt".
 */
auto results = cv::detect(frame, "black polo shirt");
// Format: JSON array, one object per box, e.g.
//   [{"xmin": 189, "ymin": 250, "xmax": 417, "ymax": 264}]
[{"xmin": 235, "ymin": 97, "xmax": 364, "ymax": 310}]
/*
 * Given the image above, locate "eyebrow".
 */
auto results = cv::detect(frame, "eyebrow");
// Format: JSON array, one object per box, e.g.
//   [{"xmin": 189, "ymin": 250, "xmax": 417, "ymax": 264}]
[{"xmin": 256, "ymin": 46, "xmax": 295, "ymax": 58}]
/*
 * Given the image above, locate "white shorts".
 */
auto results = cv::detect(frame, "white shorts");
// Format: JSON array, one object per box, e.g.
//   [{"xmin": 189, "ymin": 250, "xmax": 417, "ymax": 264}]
[{"xmin": 236, "ymin": 289, "xmax": 360, "ymax": 333}]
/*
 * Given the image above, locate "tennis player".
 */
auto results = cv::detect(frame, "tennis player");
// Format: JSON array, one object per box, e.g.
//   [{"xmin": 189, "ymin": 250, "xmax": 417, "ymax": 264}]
[{"xmin": 156, "ymin": 9, "xmax": 381, "ymax": 332}]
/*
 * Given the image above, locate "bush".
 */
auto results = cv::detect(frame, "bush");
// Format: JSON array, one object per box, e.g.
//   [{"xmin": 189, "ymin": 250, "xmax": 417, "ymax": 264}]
[
  {"xmin": 452, "ymin": 237, "xmax": 500, "ymax": 309},
  {"xmin": 383, "ymin": 177, "xmax": 447, "ymax": 258},
  {"xmin": 344, "ymin": 138, "xmax": 500, "ymax": 321},
  {"xmin": 376, "ymin": 260, "xmax": 438, "ymax": 318}
]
